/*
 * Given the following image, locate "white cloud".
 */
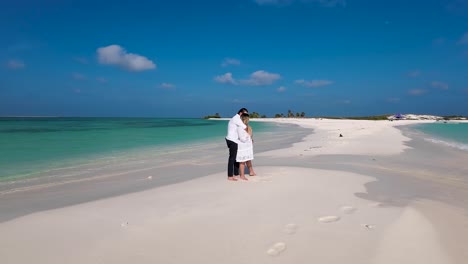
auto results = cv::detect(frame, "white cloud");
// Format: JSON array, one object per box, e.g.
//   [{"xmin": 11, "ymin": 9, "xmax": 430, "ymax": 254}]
[
  {"xmin": 221, "ymin": 58, "xmax": 241, "ymax": 67},
  {"xmin": 97, "ymin": 45, "xmax": 156, "ymax": 72},
  {"xmin": 295, "ymin": 79, "xmax": 333, "ymax": 88},
  {"xmin": 215, "ymin": 70, "xmax": 281, "ymax": 86},
  {"xmin": 431, "ymin": 81, "xmax": 449, "ymax": 90},
  {"xmin": 161, "ymin": 82, "xmax": 175, "ymax": 89},
  {"xmin": 214, "ymin": 72, "xmax": 237, "ymax": 85},
  {"xmin": 408, "ymin": 89, "xmax": 427, "ymax": 95},
  {"xmin": 7, "ymin": 59, "xmax": 25, "ymax": 69},
  {"xmin": 457, "ymin": 32, "xmax": 468, "ymax": 45},
  {"xmin": 241, "ymin": 70, "xmax": 281, "ymax": 86},
  {"xmin": 277, "ymin": 86, "xmax": 287, "ymax": 92},
  {"xmin": 255, "ymin": 0, "xmax": 345, "ymax": 7}
]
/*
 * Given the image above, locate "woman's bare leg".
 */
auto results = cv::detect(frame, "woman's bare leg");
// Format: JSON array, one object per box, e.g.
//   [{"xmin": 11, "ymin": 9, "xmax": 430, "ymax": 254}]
[
  {"xmin": 247, "ymin": 160, "xmax": 256, "ymax": 176},
  {"xmin": 239, "ymin": 162, "xmax": 248, "ymax": 180}
]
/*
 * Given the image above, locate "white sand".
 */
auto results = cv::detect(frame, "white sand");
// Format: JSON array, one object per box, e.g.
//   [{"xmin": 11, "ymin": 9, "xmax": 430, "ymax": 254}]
[
  {"xmin": 255, "ymin": 118, "xmax": 436, "ymax": 157},
  {"xmin": 0, "ymin": 118, "xmax": 464, "ymax": 264}
]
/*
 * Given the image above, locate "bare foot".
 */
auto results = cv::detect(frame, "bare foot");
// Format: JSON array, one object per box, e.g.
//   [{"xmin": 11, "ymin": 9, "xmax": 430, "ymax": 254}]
[
  {"xmin": 240, "ymin": 176, "xmax": 249, "ymax": 181},
  {"xmin": 249, "ymin": 172, "xmax": 257, "ymax": 176},
  {"xmin": 228, "ymin": 177, "xmax": 238, "ymax": 181}
]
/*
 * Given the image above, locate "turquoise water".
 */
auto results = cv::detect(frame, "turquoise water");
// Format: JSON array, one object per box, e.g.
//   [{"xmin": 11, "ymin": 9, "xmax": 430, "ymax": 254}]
[
  {"xmin": 0, "ymin": 117, "xmax": 276, "ymax": 181},
  {"xmin": 412, "ymin": 122, "xmax": 468, "ymax": 151}
]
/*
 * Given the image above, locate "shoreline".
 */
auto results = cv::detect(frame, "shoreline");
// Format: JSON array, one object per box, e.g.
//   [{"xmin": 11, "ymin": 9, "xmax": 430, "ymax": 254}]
[
  {"xmin": 0, "ymin": 121, "xmax": 311, "ymax": 222},
  {"xmin": 1, "ymin": 118, "xmax": 468, "ymax": 263}
]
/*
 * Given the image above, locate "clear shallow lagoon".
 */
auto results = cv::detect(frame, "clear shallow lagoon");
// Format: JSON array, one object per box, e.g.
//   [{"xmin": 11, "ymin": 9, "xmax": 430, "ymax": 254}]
[
  {"xmin": 0, "ymin": 117, "xmax": 278, "ymax": 182},
  {"xmin": 411, "ymin": 122, "xmax": 468, "ymax": 152}
]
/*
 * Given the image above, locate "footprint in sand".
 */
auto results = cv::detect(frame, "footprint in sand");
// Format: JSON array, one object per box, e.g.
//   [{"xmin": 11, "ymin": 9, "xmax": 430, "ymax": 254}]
[
  {"xmin": 340, "ymin": 205, "xmax": 357, "ymax": 214},
  {"xmin": 361, "ymin": 224, "xmax": 376, "ymax": 230},
  {"xmin": 283, "ymin": 223, "xmax": 298, "ymax": 234},
  {"xmin": 266, "ymin": 242, "xmax": 287, "ymax": 257},
  {"xmin": 318, "ymin": 216, "xmax": 341, "ymax": 223}
]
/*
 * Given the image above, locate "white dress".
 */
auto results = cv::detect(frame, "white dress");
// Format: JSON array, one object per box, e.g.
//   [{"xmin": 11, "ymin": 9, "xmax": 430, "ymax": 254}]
[{"xmin": 236, "ymin": 126, "xmax": 254, "ymax": 162}]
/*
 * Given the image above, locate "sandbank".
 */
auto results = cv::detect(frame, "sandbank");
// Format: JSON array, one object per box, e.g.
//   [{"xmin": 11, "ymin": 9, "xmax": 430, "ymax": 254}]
[{"xmin": 1, "ymin": 118, "xmax": 467, "ymax": 264}]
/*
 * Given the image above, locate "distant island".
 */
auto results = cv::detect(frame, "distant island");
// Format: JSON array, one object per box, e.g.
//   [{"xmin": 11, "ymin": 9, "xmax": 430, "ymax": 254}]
[
  {"xmin": 203, "ymin": 111, "xmax": 467, "ymax": 121},
  {"xmin": 203, "ymin": 110, "xmax": 302, "ymax": 119}
]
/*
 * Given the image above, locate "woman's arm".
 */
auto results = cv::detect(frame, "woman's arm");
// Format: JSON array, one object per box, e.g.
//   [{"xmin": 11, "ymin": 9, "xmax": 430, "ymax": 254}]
[{"xmin": 237, "ymin": 126, "xmax": 250, "ymax": 143}]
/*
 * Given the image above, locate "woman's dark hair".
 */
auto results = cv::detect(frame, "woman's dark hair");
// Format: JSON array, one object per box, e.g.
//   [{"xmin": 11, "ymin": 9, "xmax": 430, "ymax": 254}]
[
  {"xmin": 241, "ymin": 113, "xmax": 250, "ymax": 117},
  {"xmin": 238, "ymin": 108, "xmax": 249, "ymax": 115}
]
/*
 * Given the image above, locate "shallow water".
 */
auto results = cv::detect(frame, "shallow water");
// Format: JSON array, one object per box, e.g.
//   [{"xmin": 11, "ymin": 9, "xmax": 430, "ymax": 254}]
[
  {"xmin": 0, "ymin": 117, "xmax": 280, "ymax": 182},
  {"xmin": 410, "ymin": 122, "xmax": 468, "ymax": 152}
]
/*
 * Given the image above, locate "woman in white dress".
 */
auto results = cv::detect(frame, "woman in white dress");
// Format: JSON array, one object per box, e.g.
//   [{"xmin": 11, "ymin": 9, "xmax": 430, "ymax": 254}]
[{"xmin": 236, "ymin": 114, "xmax": 254, "ymax": 180}]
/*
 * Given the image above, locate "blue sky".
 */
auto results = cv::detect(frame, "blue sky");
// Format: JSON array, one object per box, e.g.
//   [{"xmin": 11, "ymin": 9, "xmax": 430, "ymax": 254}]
[{"xmin": 1, "ymin": 0, "xmax": 467, "ymax": 117}]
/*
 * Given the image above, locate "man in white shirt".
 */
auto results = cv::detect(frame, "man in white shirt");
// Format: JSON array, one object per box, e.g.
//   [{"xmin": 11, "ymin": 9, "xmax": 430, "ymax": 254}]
[{"xmin": 225, "ymin": 108, "xmax": 248, "ymax": 181}]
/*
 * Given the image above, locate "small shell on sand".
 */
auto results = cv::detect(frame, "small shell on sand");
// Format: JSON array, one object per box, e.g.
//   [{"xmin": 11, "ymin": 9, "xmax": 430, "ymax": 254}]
[
  {"xmin": 318, "ymin": 216, "xmax": 341, "ymax": 223},
  {"xmin": 340, "ymin": 206, "xmax": 357, "ymax": 214},
  {"xmin": 266, "ymin": 242, "xmax": 287, "ymax": 256}
]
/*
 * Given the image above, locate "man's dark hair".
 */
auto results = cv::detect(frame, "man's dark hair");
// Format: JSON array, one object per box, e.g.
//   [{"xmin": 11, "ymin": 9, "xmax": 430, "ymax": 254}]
[{"xmin": 238, "ymin": 108, "xmax": 249, "ymax": 115}]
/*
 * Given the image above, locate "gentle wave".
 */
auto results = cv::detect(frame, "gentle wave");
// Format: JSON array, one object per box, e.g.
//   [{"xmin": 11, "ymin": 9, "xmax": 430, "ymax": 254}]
[
  {"xmin": 411, "ymin": 122, "xmax": 468, "ymax": 152},
  {"xmin": 423, "ymin": 137, "xmax": 468, "ymax": 152}
]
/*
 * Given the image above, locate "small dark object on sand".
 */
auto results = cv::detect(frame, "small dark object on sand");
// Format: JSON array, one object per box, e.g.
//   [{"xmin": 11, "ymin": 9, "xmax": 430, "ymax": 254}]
[{"xmin": 339, "ymin": 134, "xmax": 343, "ymax": 137}]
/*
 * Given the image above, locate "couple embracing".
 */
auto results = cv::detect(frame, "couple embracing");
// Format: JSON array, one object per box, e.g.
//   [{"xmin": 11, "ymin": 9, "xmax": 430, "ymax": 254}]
[{"xmin": 225, "ymin": 108, "xmax": 256, "ymax": 181}]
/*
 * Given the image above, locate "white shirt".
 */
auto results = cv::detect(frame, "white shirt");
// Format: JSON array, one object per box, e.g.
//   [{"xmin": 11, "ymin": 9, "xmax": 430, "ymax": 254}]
[{"xmin": 225, "ymin": 114, "xmax": 247, "ymax": 144}]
